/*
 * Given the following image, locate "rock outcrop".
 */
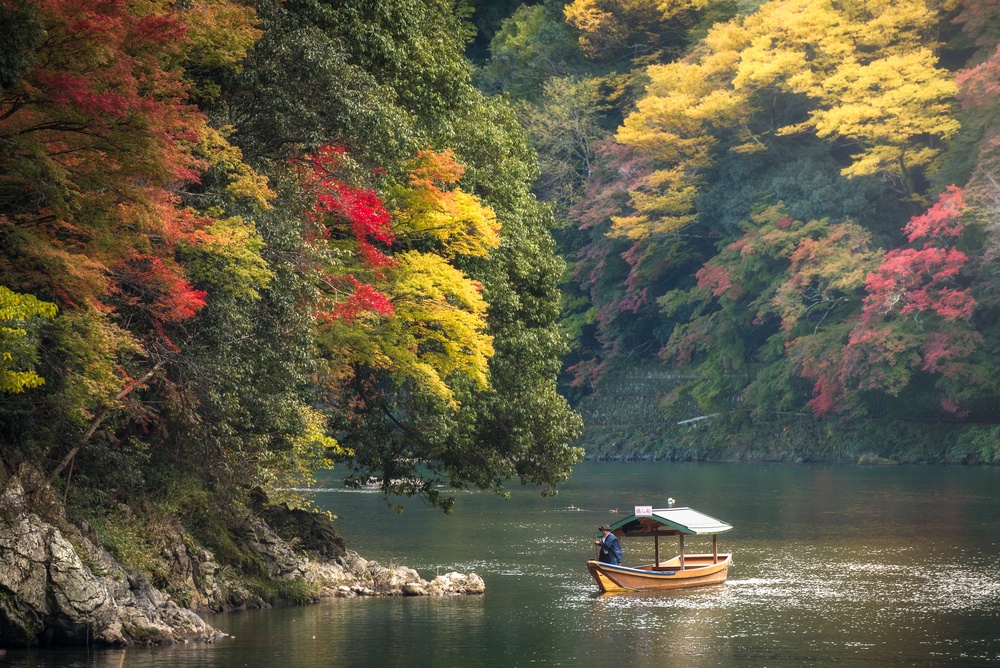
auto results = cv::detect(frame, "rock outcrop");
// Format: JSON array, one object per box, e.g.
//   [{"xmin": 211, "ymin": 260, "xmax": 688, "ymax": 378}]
[
  {"xmin": 0, "ymin": 462, "xmax": 484, "ymax": 649},
  {"xmin": 0, "ymin": 463, "xmax": 218, "ymax": 647},
  {"xmin": 304, "ymin": 551, "xmax": 485, "ymax": 598}
]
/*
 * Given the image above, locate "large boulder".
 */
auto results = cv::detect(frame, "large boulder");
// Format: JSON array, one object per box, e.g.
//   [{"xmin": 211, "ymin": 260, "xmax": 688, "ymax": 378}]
[{"xmin": 261, "ymin": 504, "xmax": 346, "ymax": 561}]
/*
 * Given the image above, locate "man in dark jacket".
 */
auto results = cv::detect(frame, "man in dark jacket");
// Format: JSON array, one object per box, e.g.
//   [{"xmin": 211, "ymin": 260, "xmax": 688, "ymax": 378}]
[{"xmin": 595, "ymin": 524, "xmax": 622, "ymax": 565}]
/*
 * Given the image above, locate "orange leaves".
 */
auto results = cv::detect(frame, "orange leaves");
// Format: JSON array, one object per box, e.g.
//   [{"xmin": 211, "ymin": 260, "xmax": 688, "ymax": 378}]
[
  {"xmin": 0, "ymin": 0, "xmax": 270, "ymax": 371},
  {"xmin": 393, "ymin": 149, "xmax": 500, "ymax": 258},
  {"xmin": 695, "ymin": 264, "xmax": 742, "ymax": 300},
  {"xmin": 297, "ymin": 144, "xmax": 498, "ymax": 410},
  {"xmin": 408, "ymin": 148, "xmax": 466, "ymax": 190},
  {"xmin": 112, "ymin": 254, "xmax": 207, "ymax": 323}
]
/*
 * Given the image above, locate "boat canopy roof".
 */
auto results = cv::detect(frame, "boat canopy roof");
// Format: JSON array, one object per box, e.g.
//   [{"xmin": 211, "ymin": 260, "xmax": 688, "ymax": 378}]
[{"xmin": 609, "ymin": 507, "xmax": 733, "ymax": 535}]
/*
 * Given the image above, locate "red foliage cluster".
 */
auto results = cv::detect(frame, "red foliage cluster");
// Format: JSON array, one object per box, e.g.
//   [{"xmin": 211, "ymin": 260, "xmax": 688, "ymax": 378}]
[
  {"xmin": 903, "ymin": 185, "xmax": 965, "ymax": 242},
  {"xmin": 920, "ymin": 330, "xmax": 981, "ymax": 377},
  {"xmin": 301, "ymin": 145, "xmax": 396, "ymax": 272},
  {"xmin": 315, "ymin": 275, "xmax": 394, "ymax": 323},
  {"xmin": 618, "ymin": 287, "xmax": 648, "ymax": 313},
  {"xmin": 113, "ymin": 255, "xmax": 207, "ymax": 323},
  {"xmin": 862, "ymin": 247, "xmax": 973, "ymax": 321},
  {"xmin": 297, "ymin": 145, "xmax": 397, "ymax": 323},
  {"xmin": 696, "ymin": 264, "xmax": 743, "ymax": 300},
  {"xmin": 21, "ymin": 0, "xmax": 206, "ymax": 184},
  {"xmin": 861, "ymin": 187, "xmax": 974, "ymax": 323},
  {"xmin": 110, "ymin": 253, "xmax": 208, "ymax": 351},
  {"xmin": 824, "ymin": 186, "xmax": 979, "ymax": 415},
  {"xmin": 1, "ymin": 0, "xmax": 218, "ymax": 350},
  {"xmin": 668, "ymin": 318, "xmax": 716, "ymax": 365},
  {"xmin": 791, "ymin": 338, "xmax": 845, "ymax": 416}
]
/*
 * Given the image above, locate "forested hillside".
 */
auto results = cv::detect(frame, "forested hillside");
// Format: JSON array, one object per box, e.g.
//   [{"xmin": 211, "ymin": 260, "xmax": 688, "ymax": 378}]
[
  {"xmin": 479, "ymin": 0, "xmax": 1000, "ymax": 461},
  {"xmin": 0, "ymin": 0, "xmax": 584, "ymax": 621}
]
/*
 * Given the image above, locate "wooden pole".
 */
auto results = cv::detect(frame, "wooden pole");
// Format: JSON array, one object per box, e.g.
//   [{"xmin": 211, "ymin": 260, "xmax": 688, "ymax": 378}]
[
  {"xmin": 713, "ymin": 534, "xmax": 718, "ymax": 563},
  {"xmin": 679, "ymin": 533, "xmax": 685, "ymax": 570},
  {"xmin": 654, "ymin": 532, "xmax": 660, "ymax": 567}
]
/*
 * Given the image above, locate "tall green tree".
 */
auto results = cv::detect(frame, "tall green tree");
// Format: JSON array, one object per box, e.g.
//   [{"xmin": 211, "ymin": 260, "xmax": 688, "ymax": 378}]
[{"xmin": 206, "ymin": 0, "xmax": 583, "ymax": 508}]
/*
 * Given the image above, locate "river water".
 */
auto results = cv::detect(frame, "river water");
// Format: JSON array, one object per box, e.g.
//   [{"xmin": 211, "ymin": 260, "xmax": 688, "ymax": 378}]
[{"xmin": 6, "ymin": 462, "xmax": 1000, "ymax": 666}]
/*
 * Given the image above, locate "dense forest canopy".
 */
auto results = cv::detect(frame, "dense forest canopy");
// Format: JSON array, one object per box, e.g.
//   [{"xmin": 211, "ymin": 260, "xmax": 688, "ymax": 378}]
[
  {"xmin": 478, "ymin": 0, "xmax": 1000, "ymax": 433},
  {"xmin": 0, "ymin": 0, "xmax": 584, "ymax": 542},
  {"xmin": 3, "ymin": 0, "xmax": 1000, "ymax": 564}
]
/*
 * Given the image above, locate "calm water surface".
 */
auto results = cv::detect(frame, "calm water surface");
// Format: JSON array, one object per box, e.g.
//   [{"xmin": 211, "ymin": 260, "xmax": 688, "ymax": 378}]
[{"xmin": 7, "ymin": 462, "xmax": 1000, "ymax": 666}]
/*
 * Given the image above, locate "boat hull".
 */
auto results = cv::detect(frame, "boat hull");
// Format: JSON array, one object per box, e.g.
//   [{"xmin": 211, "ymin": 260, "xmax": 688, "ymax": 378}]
[{"xmin": 587, "ymin": 553, "xmax": 731, "ymax": 592}]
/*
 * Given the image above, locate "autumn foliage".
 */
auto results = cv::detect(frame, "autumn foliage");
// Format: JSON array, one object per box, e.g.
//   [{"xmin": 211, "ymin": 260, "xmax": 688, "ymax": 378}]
[
  {"xmin": 9, "ymin": 0, "xmax": 1000, "ymax": 543},
  {"xmin": 0, "ymin": 0, "xmax": 260, "ymax": 343},
  {"xmin": 839, "ymin": 186, "xmax": 985, "ymax": 415}
]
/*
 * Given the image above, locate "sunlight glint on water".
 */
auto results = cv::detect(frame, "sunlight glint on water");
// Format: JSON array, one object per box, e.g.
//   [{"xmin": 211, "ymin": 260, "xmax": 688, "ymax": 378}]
[{"xmin": 3, "ymin": 462, "xmax": 1000, "ymax": 667}]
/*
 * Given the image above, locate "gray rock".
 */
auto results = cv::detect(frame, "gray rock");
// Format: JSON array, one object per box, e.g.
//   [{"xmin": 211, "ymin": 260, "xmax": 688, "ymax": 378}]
[
  {"xmin": 0, "ymin": 470, "xmax": 216, "ymax": 647},
  {"xmin": 0, "ymin": 464, "xmax": 484, "ymax": 649}
]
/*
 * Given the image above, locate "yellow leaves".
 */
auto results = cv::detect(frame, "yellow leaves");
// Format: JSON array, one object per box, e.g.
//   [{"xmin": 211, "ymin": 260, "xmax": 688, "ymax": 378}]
[
  {"xmin": 0, "ymin": 286, "xmax": 58, "ymax": 394},
  {"xmin": 394, "ymin": 149, "xmax": 500, "ymax": 258},
  {"xmin": 187, "ymin": 216, "xmax": 273, "ymax": 299},
  {"xmin": 733, "ymin": 36, "xmax": 808, "ymax": 91},
  {"xmin": 52, "ymin": 307, "xmax": 144, "ymax": 424},
  {"xmin": 618, "ymin": 68, "xmax": 720, "ymax": 157},
  {"xmin": 566, "ymin": 0, "xmax": 710, "ymax": 34},
  {"xmin": 314, "ymin": 147, "xmax": 497, "ymax": 414},
  {"xmin": 409, "ymin": 147, "xmax": 466, "ymax": 187},
  {"xmin": 261, "ymin": 406, "xmax": 348, "ymax": 511},
  {"xmin": 610, "ymin": 0, "xmax": 959, "ymax": 240},
  {"xmin": 563, "ymin": 0, "xmax": 674, "ymax": 56},
  {"xmin": 194, "ymin": 125, "xmax": 274, "ymax": 209},
  {"xmin": 564, "ymin": 0, "xmax": 661, "ymax": 36},
  {"xmin": 385, "ymin": 251, "xmax": 494, "ymax": 407},
  {"xmin": 800, "ymin": 49, "xmax": 959, "ymax": 176},
  {"xmin": 177, "ymin": 0, "xmax": 263, "ymax": 73},
  {"xmin": 614, "ymin": 57, "xmax": 722, "ymax": 239},
  {"xmin": 564, "ymin": 0, "xmax": 615, "ymax": 35},
  {"xmin": 611, "ymin": 171, "xmax": 699, "ymax": 239},
  {"xmin": 655, "ymin": 0, "xmax": 711, "ymax": 18}
]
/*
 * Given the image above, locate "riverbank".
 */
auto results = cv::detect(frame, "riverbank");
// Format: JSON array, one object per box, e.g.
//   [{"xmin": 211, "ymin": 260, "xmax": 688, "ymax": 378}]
[
  {"xmin": 581, "ymin": 410, "xmax": 1000, "ymax": 464},
  {"xmin": 571, "ymin": 366, "xmax": 1000, "ymax": 464},
  {"xmin": 0, "ymin": 460, "xmax": 483, "ymax": 649}
]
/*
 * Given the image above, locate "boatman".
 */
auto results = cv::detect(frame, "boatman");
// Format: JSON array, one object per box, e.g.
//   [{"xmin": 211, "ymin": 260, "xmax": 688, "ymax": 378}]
[{"xmin": 595, "ymin": 524, "xmax": 622, "ymax": 565}]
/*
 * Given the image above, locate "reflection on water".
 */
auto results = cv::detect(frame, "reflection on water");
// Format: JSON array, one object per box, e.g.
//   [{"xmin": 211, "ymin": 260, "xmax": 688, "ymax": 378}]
[{"xmin": 4, "ymin": 462, "xmax": 1000, "ymax": 666}]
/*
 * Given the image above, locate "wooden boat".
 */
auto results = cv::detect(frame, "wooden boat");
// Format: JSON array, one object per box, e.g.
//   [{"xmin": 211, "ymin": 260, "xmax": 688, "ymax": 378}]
[{"xmin": 587, "ymin": 505, "xmax": 733, "ymax": 593}]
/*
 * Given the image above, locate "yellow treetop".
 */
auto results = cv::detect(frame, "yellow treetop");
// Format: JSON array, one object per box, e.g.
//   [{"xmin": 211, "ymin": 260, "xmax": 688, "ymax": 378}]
[
  {"xmin": 394, "ymin": 149, "xmax": 500, "ymax": 258},
  {"xmin": 613, "ymin": 0, "xmax": 959, "ymax": 239}
]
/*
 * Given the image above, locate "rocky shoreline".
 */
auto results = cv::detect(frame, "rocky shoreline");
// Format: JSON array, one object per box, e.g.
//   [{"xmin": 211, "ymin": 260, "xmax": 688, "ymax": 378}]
[{"xmin": 0, "ymin": 462, "xmax": 483, "ymax": 649}]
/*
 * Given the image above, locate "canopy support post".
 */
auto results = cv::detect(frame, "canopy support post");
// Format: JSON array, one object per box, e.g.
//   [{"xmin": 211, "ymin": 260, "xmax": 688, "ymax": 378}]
[
  {"xmin": 654, "ymin": 532, "xmax": 660, "ymax": 567},
  {"xmin": 713, "ymin": 534, "xmax": 718, "ymax": 563},
  {"xmin": 679, "ymin": 533, "xmax": 685, "ymax": 570}
]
